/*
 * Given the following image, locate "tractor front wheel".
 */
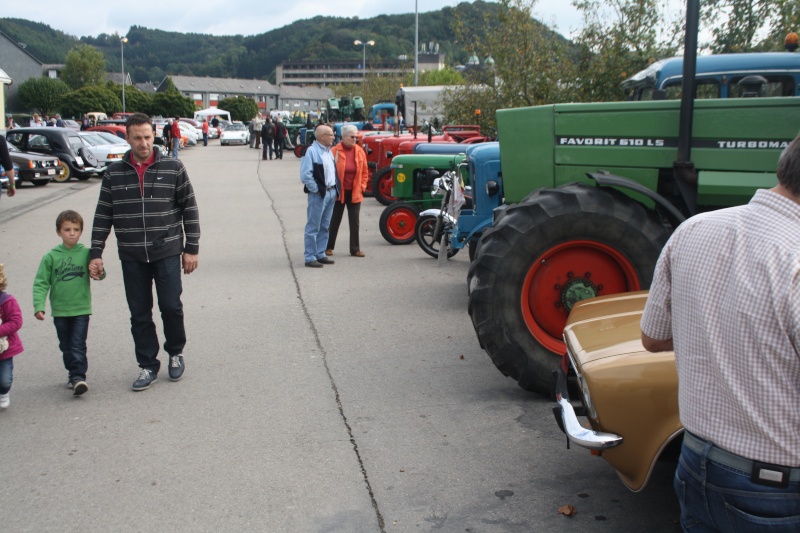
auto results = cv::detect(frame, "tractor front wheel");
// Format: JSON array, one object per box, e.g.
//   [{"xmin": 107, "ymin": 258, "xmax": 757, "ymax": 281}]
[
  {"xmin": 294, "ymin": 145, "xmax": 306, "ymax": 158},
  {"xmin": 467, "ymin": 183, "xmax": 670, "ymax": 394},
  {"xmin": 379, "ymin": 202, "xmax": 419, "ymax": 245},
  {"xmin": 372, "ymin": 167, "xmax": 396, "ymax": 206},
  {"xmin": 415, "ymin": 214, "xmax": 459, "ymax": 259}
]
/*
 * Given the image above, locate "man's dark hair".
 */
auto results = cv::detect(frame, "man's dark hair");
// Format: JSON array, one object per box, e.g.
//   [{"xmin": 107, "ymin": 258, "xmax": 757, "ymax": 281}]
[
  {"xmin": 56, "ymin": 209, "xmax": 83, "ymax": 231},
  {"xmin": 126, "ymin": 113, "xmax": 152, "ymax": 133},
  {"xmin": 777, "ymin": 134, "xmax": 800, "ymax": 196}
]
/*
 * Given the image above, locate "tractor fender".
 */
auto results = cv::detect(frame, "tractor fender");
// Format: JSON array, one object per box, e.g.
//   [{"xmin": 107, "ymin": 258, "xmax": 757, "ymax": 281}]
[
  {"xmin": 586, "ymin": 171, "xmax": 686, "ymax": 228},
  {"xmin": 419, "ymin": 208, "xmax": 457, "ymax": 226}
]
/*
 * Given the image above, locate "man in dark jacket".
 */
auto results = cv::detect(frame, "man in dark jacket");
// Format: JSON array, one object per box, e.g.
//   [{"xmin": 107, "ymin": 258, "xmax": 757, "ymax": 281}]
[
  {"xmin": 261, "ymin": 118, "xmax": 275, "ymax": 160},
  {"xmin": 273, "ymin": 116, "xmax": 286, "ymax": 160},
  {"xmin": 89, "ymin": 113, "xmax": 200, "ymax": 391}
]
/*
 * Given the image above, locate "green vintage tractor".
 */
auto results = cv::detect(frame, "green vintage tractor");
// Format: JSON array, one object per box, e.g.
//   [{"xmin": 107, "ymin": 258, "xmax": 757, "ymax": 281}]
[{"xmin": 468, "ymin": 61, "xmax": 800, "ymax": 394}]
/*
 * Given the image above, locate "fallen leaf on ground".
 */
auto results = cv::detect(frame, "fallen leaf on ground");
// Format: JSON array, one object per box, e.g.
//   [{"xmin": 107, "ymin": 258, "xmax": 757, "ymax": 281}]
[{"xmin": 558, "ymin": 504, "xmax": 577, "ymax": 516}]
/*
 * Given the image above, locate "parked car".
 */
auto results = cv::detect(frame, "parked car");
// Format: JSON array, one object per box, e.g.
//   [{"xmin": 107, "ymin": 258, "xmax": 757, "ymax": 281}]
[
  {"xmin": 177, "ymin": 121, "xmax": 199, "ymax": 146},
  {"xmin": 5, "ymin": 127, "xmax": 102, "ymax": 182},
  {"xmin": 7, "ymin": 143, "xmax": 60, "ymax": 186},
  {"xmin": 553, "ymin": 290, "xmax": 681, "ymax": 493},
  {"xmin": 220, "ymin": 123, "xmax": 250, "ymax": 146},
  {"xmin": 77, "ymin": 131, "xmax": 129, "ymax": 166},
  {"xmin": 89, "ymin": 124, "xmax": 127, "ymax": 139},
  {"xmin": 1, "ymin": 162, "xmax": 21, "ymax": 189},
  {"xmin": 62, "ymin": 119, "xmax": 82, "ymax": 131},
  {"xmin": 93, "ymin": 131, "xmax": 129, "ymax": 146}
]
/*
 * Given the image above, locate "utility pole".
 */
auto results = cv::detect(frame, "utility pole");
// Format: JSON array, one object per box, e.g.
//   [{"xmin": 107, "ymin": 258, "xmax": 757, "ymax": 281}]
[{"xmin": 414, "ymin": 0, "xmax": 419, "ymax": 86}]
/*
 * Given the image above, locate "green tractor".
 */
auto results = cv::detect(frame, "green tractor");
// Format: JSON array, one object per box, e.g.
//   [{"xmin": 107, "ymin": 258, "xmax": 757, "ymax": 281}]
[
  {"xmin": 468, "ymin": 17, "xmax": 800, "ymax": 393},
  {"xmin": 325, "ymin": 96, "xmax": 366, "ymax": 123}
]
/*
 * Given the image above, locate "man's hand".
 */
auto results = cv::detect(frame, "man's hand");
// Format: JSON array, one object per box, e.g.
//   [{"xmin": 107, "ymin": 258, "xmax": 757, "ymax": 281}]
[
  {"xmin": 6, "ymin": 186, "xmax": 15, "ymax": 197},
  {"xmin": 89, "ymin": 258, "xmax": 104, "ymax": 280},
  {"xmin": 183, "ymin": 253, "xmax": 198, "ymax": 274},
  {"xmin": 35, "ymin": 311, "xmax": 45, "ymax": 321}
]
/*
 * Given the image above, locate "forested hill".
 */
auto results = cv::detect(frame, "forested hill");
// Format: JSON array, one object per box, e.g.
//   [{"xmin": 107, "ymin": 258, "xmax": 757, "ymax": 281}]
[{"xmin": 0, "ymin": 1, "xmax": 566, "ymax": 84}]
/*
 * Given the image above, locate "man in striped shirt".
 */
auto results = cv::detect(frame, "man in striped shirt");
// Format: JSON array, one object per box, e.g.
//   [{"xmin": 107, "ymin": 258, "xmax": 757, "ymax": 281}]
[{"xmin": 90, "ymin": 113, "xmax": 200, "ymax": 392}]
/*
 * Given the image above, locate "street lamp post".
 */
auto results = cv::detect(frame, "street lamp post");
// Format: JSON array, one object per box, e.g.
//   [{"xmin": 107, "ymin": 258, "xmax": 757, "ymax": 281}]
[
  {"xmin": 414, "ymin": 0, "xmax": 419, "ymax": 86},
  {"xmin": 353, "ymin": 39, "xmax": 375, "ymax": 80},
  {"xmin": 120, "ymin": 37, "xmax": 128, "ymax": 112}
]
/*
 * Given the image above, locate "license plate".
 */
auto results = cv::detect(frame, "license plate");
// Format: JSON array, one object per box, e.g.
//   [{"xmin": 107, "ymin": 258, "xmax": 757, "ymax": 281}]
[{"xmin": 47, "ymin": 168, "xmax": 55, "ymax": 175}]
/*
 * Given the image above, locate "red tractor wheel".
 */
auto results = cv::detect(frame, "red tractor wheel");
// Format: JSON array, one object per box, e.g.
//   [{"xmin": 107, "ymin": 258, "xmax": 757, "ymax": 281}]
[
  {"xmin": 372, "ymin": 167, "xmax": 396, "ymax": 206},
  {"xmin": 379, "ymin": 202, "xmax": 420, "ymax": 245},
  {"xmin": 467, "ymin": 183, "xmax": 671, "ymax": 393},
  {"xmin": 294, "ymin": 145, "xmax": 306, "ymax": 158}
]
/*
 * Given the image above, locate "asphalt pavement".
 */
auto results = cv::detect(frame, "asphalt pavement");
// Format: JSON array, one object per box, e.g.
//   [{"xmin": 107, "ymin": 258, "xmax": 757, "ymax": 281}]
[{"xmin": 0, "ymin": 140, "xmax": 680, "ymax": 532}]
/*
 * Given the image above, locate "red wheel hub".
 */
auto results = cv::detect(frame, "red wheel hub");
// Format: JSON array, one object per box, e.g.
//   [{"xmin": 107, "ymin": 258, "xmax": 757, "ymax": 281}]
[
  {"xmin": 385, "ymin": 207, "xmax": 417, "ymax": 240},
  {"xmin": 378, "ymin": 173, "xmax": 396, "ymax": 201},
  {"xmin": 520, "ymin": 240, "xmax": 640, "ymax": 354}
]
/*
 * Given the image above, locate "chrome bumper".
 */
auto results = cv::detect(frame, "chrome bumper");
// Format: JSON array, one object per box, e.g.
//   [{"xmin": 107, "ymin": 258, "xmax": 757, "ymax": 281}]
[{"xmin": 556, "ymin": 396, "xmax": 623, "ymax": 450}]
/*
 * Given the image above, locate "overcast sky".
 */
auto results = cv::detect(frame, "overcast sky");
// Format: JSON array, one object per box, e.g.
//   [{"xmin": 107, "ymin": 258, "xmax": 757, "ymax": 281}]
[{"xmin": 4, "ymin": 0, "xmax": 585, "ymax": 40}]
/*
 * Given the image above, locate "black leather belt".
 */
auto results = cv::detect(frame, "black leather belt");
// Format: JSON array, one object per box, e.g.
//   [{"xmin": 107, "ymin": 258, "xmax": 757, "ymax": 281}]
[{"xmin": 684, "ymin": 431, "xmax": 800, "ymax": 487}]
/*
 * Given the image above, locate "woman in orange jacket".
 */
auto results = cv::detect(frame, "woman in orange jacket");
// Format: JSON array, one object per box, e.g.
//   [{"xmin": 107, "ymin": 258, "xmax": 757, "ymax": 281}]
[{"xmin": 326, "ymin": 124, "xmax": 370, "ymax": 257}]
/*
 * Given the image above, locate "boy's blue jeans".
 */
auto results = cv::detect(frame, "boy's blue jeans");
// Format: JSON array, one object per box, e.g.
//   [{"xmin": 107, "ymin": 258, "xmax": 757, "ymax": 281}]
[
  {"xmin": 0, "ymin": 357, "xmax": 12, "ymax": 394},
  {"xmin": 54, "ymin": 315, "xmax": 90, "ymax": 382}
]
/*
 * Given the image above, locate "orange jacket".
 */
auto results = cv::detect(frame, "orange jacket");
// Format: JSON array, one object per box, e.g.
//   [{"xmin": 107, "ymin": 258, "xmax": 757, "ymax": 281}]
[{"xmin": 331, "ymin": 142, "xmax": 369, "ymax": 204}]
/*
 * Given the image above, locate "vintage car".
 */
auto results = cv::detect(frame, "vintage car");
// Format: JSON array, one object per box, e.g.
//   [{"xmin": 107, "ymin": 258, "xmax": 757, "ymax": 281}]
[
  {"xmin": 553, "ymin": 290, "xmax": 682, "ymax": 492},
  {"xmin": 219, "ymin": 123, "xmax": 249, "ymax": 146},
  {"xmin": 7, "ymin": 143, "xmax": 60, "ymax": 186},
  {"xmin": 77, "ymin": 131, "xmax": 128, "ymax": 166},
  {"xmin": 6, "ymin": 127, "xmax": 102, "ymax": 182}
]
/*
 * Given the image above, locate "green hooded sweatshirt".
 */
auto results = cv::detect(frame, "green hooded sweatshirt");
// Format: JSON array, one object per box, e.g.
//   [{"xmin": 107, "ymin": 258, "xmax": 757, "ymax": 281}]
[{"xmin": 33, "ymin": 243, "xmax": 103, "ymax": 317}]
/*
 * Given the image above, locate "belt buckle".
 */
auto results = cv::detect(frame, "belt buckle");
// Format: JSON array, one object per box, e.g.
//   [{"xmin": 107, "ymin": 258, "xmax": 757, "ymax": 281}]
[{"xmin": 751, "ymin": 460, "xmax": 790, "ymax": 488}]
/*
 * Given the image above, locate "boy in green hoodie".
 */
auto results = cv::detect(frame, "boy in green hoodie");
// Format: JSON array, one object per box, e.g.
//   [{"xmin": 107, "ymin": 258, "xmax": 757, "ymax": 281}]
[{"xmin": 33, "ymin": 210, "xmax": 104, "ymax": 396}]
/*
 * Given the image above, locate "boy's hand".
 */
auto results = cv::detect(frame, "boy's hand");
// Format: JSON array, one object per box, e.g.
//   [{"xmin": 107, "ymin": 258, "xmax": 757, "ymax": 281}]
[
  {"xmin": 89, "ymin": 258, "xmax": 103, "ymax": 280},
  {"xmin": 35, "ymin": 311, "xmax": 45, "ymax": 321}
]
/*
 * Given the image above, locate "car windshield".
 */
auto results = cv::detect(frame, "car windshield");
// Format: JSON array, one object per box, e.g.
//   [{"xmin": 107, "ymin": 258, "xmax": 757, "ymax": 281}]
[
  {"xmin": 96, "ymin": 132, "xmax": 128, "ymax": 144},
  {"xmin": 226, "ymin": 124, "xmax": 246, "ymax": 131}
]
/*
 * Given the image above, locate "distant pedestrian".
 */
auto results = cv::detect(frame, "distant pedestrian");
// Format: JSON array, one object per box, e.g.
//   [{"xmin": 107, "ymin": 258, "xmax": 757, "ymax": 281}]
[
  {"xmin": 33, "ymin": 210, "xmax": 105, "ymax": 396},
  {"xmin": 32, "ymin": 114, "xmax": 45, "ymax": 128},
  {"xmin": 0, "ymin": 134, "xmax": 16, "ymax": 199},
  {"xmin": 211, "ymin": 116, "xmax": 219, "ymax": 129},
  {"xmin": 326, "ymin": 124, "xmax": 368, "ymax": 258},
  {"xmin": 81, "ymin": 114, "xmax": 89, "ymax": 130},
  {"xmin": 0, "ymin": 263, "xmax": 24, "ymax": 409},
  {"xmin": 261, "ymin": 118, "xmax": 275, "ymax": 160},
  {"xmin": 273, "ymin": 116, "xmax": 286, "ymax": 160},
  {"xmin": 55, "ymin": 114, "xmax": 64, "ymax": 128},
  {"xmin": 89, "ymin": 113, "xmax": 200, "ymax": 391},
  {"xmin": 162, "ymin": 121, "xmax": 172, "ymax": 149},
  {"xmin": 170, "ymin": 117, "xmax": 181, "ymax": 158},
  {"xmin": 201, "ymin": 118, "xmax": 209, "ymax": 147},
  {"xmin": 300, "ymin": 125, "xmax": 339, "ymax": 268},
  {"xmin": 5, "ymin": 114, "xmax": 18, "ymax": 130},
  {"xmin": 248, "ymin": 120, "xmax": 256, "ymax": 149}
]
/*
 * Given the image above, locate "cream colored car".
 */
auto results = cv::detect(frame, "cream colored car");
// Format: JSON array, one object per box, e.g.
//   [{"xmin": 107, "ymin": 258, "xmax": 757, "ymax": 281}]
[{"xmin": 554, "ymin": 290, "xmax": 682, "ymax": 492}]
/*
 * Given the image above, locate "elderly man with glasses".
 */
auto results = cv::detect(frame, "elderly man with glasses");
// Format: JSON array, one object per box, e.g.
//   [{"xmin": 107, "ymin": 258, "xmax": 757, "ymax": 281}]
[
  {"xmin": 299, "ymin": 125, "xmax": 340, "ymax": 268},
  {"xmin": 326, "ymin": 124, "xmax": 369, "ymax": 258}
]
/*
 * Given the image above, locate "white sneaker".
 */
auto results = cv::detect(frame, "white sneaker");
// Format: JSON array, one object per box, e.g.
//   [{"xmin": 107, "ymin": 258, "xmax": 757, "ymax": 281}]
[{"xmin": 0, "ymin": 393, "xmax": 9, "ymax": 409}]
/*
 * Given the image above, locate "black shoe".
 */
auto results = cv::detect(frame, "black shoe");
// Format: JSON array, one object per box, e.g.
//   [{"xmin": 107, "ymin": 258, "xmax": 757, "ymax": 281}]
[
  {"xmin": 317, "ymin": 257, "xmax": 335, "ymax": 265},
  {"xmin": 72, "ymin": 380, "xmax": 88, "ymax": 396},
  {"xmin": 132, "ymin": 368, "xmax": 158, "ymax": 391},
  {"xmin": 305, "ymin": 260, "xmax": 324, "ymax": 268},
  {"xmin": 168, "ymin": 355, "xmax": 185, "ymax": 381}
]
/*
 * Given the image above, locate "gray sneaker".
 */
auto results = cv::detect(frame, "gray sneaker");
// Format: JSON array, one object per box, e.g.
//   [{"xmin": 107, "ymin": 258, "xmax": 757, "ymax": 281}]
[
  {"xmin": 168, "ymin": 355, "xmax": 185, "ymax": 381},
  {"xmin": 132, "ymin": 368, "xmax": 158, "ymax": 391}
]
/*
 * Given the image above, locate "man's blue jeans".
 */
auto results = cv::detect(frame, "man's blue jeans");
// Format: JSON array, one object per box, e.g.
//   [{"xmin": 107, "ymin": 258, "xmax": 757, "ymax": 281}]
[
  {"xmin": 171, "ymin": 137, "xmax": 180, "ymax": 158},
  {"xmin": 304, "ymin": 188, "xmax": 336, "ymax": 263},
  {"xmin": 674, "ymin": 439, "xmax": 800, "ymax": 532},
  {"xmin": 0, "ymin": 357, "xmax": 12, "ymax": 394},
  {"xmin": 54, "ymin": 315, "xmax": 90, "ymax": 381},
  {"xmin": 121, "ymin": 256, "xmax": 185, "ymax": 375}
]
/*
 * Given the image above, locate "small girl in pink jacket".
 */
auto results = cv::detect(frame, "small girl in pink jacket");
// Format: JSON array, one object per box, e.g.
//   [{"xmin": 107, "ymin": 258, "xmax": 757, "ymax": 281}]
[{"xmin": 0, "ymin": 264, "xmax": 24, "ymax": 409}]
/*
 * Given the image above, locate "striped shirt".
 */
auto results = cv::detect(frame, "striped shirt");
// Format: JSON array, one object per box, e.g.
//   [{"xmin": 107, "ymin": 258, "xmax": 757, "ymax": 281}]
[{"xmin": 641, "ymin": 189, "xmax": 800, "ymax": 466}]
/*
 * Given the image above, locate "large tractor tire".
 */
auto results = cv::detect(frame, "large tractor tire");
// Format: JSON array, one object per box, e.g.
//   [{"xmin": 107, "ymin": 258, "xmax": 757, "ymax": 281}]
[
  {"xmin": 372, "ymin": 167, "xmax": 396, "ymax": 206},
  {"xmin": 467, "ymin": 183, "xmax": 670, "ymax": 394},
  {"xmin": 379, "ymin": 202, "xmax": 419, "ymax": 245}
]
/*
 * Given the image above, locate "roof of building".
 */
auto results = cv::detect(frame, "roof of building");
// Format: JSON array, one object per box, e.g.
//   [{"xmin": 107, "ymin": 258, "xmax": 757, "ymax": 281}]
[
  {"xmin": 165, "ymin": 75, "xmax": 280, "ymax": 95},
  {"xmin": 278, "ymin": 85, "xmax": 333, "ymax": 100}
]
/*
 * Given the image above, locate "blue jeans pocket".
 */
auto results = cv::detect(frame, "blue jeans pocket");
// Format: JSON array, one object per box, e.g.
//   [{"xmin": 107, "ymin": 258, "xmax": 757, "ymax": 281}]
[{"xmin": 723, "ymin": 498, "xmax": 800, "ymax": 532}]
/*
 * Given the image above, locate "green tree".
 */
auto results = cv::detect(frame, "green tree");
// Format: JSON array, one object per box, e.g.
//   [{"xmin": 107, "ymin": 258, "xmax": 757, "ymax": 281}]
[
  {"xmin": 419, "ymin": 68, "xmax": 465, "ymax": 86},
  {"xmin": 571, "ymin": 0, "xmax": 680, "ymax": 102},
  {"xmin": 60, "ymin": 85, "xmax": 122, "ymax": 118},
  {"xmin": 148, "ymin": 91, "xmax": 196, "ymax": 118},
  {"xmin": 17, "ymin": 77, "xmax": 70, "ymax": 115},
  {"xmin": 444, "ymin": 0, "xmax": 575, "ymax": 132},
  {"xmin": 106, "ymin": 81, "xmax": 152, "ymax": 113},
  {"xmin": 218, "ymin": 96, "xmax": 259, "ymax": 122},
  {"xmin": 62, "ymin": 44, "xmax": 107, "ymax": 89}
]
